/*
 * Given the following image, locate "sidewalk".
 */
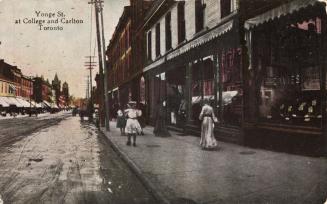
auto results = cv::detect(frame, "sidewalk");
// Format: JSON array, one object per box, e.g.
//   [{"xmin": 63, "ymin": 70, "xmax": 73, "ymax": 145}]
[{"xmin": 101, "ymin": 122, "xmax": 327, "ymax": 204}]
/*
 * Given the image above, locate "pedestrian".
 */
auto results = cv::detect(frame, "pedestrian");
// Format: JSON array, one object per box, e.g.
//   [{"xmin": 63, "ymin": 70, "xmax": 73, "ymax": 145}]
[
  {"xmin": 116, "ymin": 108, "xmax": 126, "ymax": 136},
  {"xmin": 137, "ymin": 102, "xmax": 146, "ymax": 135},
  {"xmin": 94, "ymin": 109, "xmax": 100, "ymax": 128},
  {"xmin": 124, "ymin": 101, "xmax": 142, "ymax": 146},
  {"xmin": 199, "ymin": 99, "xmax": 218, "ymax": 150},
  {"xmin": 153, "ymin": 100, "xmax": 171, "ymax": 137}
]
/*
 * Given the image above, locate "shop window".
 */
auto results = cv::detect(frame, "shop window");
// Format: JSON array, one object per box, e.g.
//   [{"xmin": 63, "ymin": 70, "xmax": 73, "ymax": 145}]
[
  {"xmin": 191, "ymin": 59, "xmax": 214, "ymax": 125},
  {"xmin": 220, "ymin": 48, "xmax": 242, "ymax": 126},
  {"xmin": 178, "ymin": 2, "xmax": 186, "ymax": 43},
  {"xmin": 221, "ymin": 0, "xmax": 231, "ymax": 18},
  {"xmin": 147, "ymin": 31, "xmax": 152, "ymax": 61},
  {"xmin": 165, "ymin": 12, "xmax": 172, "ymax": 51},
  {"xmin": 255, "ymin": 20, "xmax": 321, "ymax": 127},
  {"xmin": 195, "ymin": 0, "xmax": 205, "ymax": 33},
  {"xmin": 155, "ymin": 23, "xmax": 161, "ymax": 57}
]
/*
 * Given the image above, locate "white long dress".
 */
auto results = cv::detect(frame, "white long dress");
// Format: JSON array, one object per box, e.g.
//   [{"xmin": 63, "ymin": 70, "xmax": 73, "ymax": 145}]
[
  {"xmin": 199, "ymin": 104, "xmax": 218, "ymax": 149},
  {"xmin": 125, "ymin": 108, "xmax": 142, "ymax": 134}
]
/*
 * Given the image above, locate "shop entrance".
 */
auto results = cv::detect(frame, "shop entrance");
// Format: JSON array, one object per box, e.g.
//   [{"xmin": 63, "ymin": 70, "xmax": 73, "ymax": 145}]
[{"xmin": 166, "ymin": 66, "xmax": 186, "ymax": 128}]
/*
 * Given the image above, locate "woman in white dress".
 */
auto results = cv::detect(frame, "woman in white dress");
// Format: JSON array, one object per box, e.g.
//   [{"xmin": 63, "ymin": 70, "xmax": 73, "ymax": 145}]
[
  {"xmin": 199, "ymin": 100, "xmax": 218, "ymax": 150},
  {"xmin": 124, "ymin": 101, "xmax": 142, "ymax": 146}
]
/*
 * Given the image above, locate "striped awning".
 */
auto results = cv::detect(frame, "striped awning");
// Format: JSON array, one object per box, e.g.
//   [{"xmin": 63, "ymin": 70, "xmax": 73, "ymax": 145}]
[
  {"xmin": 167, "ymin": 20, "xmax": 233, "ymax": 60},
  {"xmin": 144, "ymin": 19, "xmax": 234, "ymax": 73},
  {"xmin": 1, "ymin": 97, "xmax": 22, "ymax": 107},
  {"xmin": 245, "ymin": 0, "xmax": 327, "ymax": 30},
  {"xmin": 16, "ymin": 98, "xmax": 31, "ymax": 108},
  {"xmin": 43, "ymin": 100, "xmax": 51, "ymax": 108},
  {"xmin": 0, "ymin": 97, "xmax": 9, "ymax": 107}
]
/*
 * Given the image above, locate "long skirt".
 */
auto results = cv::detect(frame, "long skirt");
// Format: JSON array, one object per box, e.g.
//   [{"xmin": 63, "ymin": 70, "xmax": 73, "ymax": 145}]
[
  {"xmin": 116, "ymin": 116, "xmax": 126, "ymax": 128},
  {"xmin": 200, "ymin": 117, "xmax": 217, "ymax": 149},
  {"xmin": 125, "ymin": 118, "xmax": 142, "ymax": 134}
]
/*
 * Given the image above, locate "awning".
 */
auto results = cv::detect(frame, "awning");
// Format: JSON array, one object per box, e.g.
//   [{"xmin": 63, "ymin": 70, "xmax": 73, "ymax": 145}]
[
  {"xmin": 192, "ymin": 96, "xmax": 214, "ymax": 104},
  {"xmin": 51, "ymin": 103, "xmax": 59, "ymax": 109},
  {"xmin": 16, "ymin": 98, "xmax": 31, "ymax": 108},
  {"xmin": 43, "ymin": 100, "xmax": 51, "ymax": 108},
  {"xmin": 167, "ymin": 20, "xmax": 233, "ymax": 60},
  {"xmin": 144, "ymin": 19, "xmax": 234, "ymax": 73},
  {"xmin": 245, "ymin": 0, "xmax": 327, "ymax": 30},
  {"xmin": 191, "ymin": 91, "xmax": 238, "ymax": 105},
  {"xmin": 2, "ymin": 97, "xmax": 22, "ymax": 107},
  {"xmin": 0, "ymin": 97, "xmax": 9, "ymax": 107},
  {"xmin": 12, "ymin": 98, "xmax": 25, "ymax": 108},
  {"xmin": 35, "ymin": 103, "xmax": 42, "ymax": 108}
]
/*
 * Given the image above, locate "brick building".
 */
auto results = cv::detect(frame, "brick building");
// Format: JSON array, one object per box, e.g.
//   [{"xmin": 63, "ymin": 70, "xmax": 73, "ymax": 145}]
[
  {"xmin": 33, "ymin": 77, "xmax": 52, "ymax": 103},
  {"xmin": 106, "ymin": 0, "xmax": 153, "ymax": 112},
  {"xmin": 21, "ymin": 75, "xmax": 33, "ymax": 100}
]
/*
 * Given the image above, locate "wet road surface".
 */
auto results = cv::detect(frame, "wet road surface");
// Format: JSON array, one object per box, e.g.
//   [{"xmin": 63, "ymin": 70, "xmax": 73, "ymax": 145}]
[{"xmin": 0, "ymin": 115, "xmax": 157, "ymax": 204}]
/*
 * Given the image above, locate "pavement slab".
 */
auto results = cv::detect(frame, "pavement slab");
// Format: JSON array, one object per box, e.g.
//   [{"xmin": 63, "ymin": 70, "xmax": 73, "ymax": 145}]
[{"xmin": 102, "ymin": 121, "xmax": 327, "ymax": 204}]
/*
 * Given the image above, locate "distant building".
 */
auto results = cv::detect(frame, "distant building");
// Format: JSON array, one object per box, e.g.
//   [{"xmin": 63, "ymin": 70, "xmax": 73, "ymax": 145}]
[
  {"xmin": 33, "ymin": 77, "xmax": 52, "ymax": 103},
  {"xmin": 52, "ymin": 73, "xmax": 61, "ymax": 105},
  {"xmin": 62, "ymin": 81, "xmax": 69, "ymax": 105},
  {"xmin": 21, "ymin": 75, "xmax": 33, "ymax": 100},
  {"xmin": 0, "ymin": 59, "xmax": 25, "ymax": 97}
]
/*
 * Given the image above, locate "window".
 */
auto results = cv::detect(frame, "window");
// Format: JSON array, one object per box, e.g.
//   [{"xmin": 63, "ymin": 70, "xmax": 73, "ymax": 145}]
[
  {"xmin": 177, "ymin": 2, "xmax": 186, "ymax": 43},
  {"xmin": 249, "ymin": 19, "xmax": 322, "ymax": 128},
  {"xmin": 195, "ymin": 0, "xmax": 205, "ymax": 33},
  {"xmin": 155, "ymin": 23, "xmax": 161, "ymax": 57},
  {"xmin": 165, "ymin": 12, "xmax": 172, "ymax": 51},
  {"xmin": 221, "ymin": 0, "xmax": 231, "ymax": 18},
  {"xmin": 147, "ymin": 31, "xmax": 152, "ymax": 61}
]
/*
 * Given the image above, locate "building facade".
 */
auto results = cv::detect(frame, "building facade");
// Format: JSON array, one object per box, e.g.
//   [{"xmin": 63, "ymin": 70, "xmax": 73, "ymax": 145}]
[
  {"xmin": 104, "ymin": 0, "xmax": 327, "ymax": 155},
  {"xmin": 0, "ymin": 60, "xmax": 22, "ymax": 97},
  {"xmin": 106, "ymin": 0, "xmax": 153, "ymax": 115},
  {"xmin": 33, "ymin": 77, "xmax": 52, "ymax": 103},
  {"xmin": 21, "ymin": 75, "xmax": 33, "ymax": 100},
  {"xmin": 143, "ymin": 0, "xmax": 240, "ymax": 142}
]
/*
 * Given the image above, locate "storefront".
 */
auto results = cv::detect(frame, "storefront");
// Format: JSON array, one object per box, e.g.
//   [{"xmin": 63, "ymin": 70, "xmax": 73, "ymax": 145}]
[
  {"xmin": 243, "ymin": 0, "xmax": 327, "ymax": 154},
  {"xmin": 145, "ymin": 17, "xmax": 243, "ymax": 142}
]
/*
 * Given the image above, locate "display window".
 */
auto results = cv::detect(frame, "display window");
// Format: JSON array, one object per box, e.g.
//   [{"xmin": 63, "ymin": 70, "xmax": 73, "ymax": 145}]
[
  {"xmin": 220, "ymin": 48, "xmax": 242, "ymax": 127},
  {"xmin": 255, "ymin": 19, "xmax": 322, "ymax": 127},
  {"xmin": 191, "ymin": 59, "xmax": 214, "ymax": 125}
]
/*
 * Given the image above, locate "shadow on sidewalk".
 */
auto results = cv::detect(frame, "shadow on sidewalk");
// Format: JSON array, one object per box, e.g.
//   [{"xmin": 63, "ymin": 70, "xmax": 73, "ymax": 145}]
[{"xmin": 244, "ymin": 130, "xmax": 323, "ymax": 157}]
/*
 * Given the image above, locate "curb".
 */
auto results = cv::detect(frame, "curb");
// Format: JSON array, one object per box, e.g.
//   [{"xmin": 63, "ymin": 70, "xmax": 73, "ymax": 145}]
[{"xmin": 99, "ymin": 128, "xmax": 171, "ymax": 204}]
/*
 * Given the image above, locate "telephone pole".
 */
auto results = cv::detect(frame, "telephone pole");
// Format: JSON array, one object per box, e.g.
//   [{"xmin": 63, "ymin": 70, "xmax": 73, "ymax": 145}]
[
  {"xmin": 84, "ymin": 56, "xmax": 96, "ymax": 103},
  {"xmin": 86, "ymin": 75, "xmax": 90, "ymax": 99},
  {"xmin": 88, "ymin": 0, "xmax": 110, "ymax": 131},
  {"xmin": 99, "ymin": 1, "xmax": 110, "ymax": 131}
]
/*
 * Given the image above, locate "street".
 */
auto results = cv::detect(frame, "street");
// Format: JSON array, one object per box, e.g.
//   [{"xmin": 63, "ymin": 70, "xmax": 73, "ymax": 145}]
[{"xmin": 0, "ymin": 113, "xmax": 157, "ymax": 204}]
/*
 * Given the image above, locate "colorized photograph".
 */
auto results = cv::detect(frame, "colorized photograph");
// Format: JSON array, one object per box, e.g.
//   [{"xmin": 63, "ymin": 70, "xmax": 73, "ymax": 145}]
[{"xmin": 0, "ymin": 0, "xmax": 327, "ymax": 203}]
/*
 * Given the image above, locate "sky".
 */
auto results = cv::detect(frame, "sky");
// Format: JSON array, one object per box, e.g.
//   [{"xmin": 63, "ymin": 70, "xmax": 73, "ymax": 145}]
[{"xmin": 0, "ymin": 0, "xmax": 129, "ymax": 97}]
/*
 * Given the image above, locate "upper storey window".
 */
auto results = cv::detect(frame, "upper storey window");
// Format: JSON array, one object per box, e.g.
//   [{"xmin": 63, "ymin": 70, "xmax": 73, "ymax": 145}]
[
  {"xmin": 221, "ymin": 0, "xmax": 231, "ymax": 18},
  {"xmin": 195, "ymin": 0, "xmax": 206, "ymax": 33},
  {"xmin": 178, "ymin": 2, "xmax": 186, "ymax": 43}
]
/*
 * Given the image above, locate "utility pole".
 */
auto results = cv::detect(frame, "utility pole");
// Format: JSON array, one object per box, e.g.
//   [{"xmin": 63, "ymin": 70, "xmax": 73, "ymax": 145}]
[
  {"xmin": 84, "ymin": 56, "xmax": 96, "ymax": 102},
  {"xmin": 85, "ymin": 56, "xmax": 96, "ymax": 120},
  {"xmin": 99, "ymin": 1, "xmax": 110, "ymax": 131},
  {"xmin": 86, "ymin": 75, "xmax": 90, "ymax": 99},
  {"xmin": 88, "ymin": 0, "xmax": 110, "ymax": 131},
  {"xmin": 29, "ymin": 76, "xmax": 32, "ymax": 117}
]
